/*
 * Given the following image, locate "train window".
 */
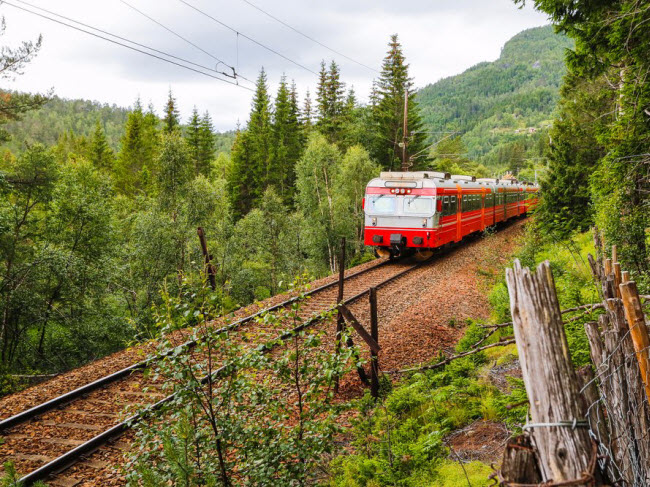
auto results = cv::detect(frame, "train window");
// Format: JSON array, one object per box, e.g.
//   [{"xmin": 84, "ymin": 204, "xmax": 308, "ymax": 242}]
[
  {"xmin": 366, "ymin": 195, "xmax": 395, "ymax": 214},
  {"xmin": 404, "ymin": 196, "xmax": 433, "ymax": 214},
  {"xmin": 444, "ymin": 196, "xmax": 449, "ymax": 203}
]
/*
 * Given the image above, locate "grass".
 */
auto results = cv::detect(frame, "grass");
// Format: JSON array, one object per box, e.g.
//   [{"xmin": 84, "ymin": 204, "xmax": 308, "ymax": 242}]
[{"xmin": 329, "ymin": 225, "xmax": 599, "ymax": 486}]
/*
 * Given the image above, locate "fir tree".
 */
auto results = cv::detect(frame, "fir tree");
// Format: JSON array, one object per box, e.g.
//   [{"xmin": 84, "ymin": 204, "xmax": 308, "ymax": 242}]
[
  {"xmin": 89, "ymin": 120, "xmax": 114, "ymax": 171},
  {"xmin": 186, "ymin": 107, "xmax": 215, "ymax": 176},
  {"xmin": 228, "ymin": 69, "xmax": 271, "ymax": 218},
  {"xmin": 197, "ymin": 111, "xmax": 216, "ymax": 176},
  {"xmin": 371, "ymin": 34, "xmax": 427, "ymax": 171},
  {"xmin": 114, "ymin": 100, "xmax": 158, "ymax": 194},
  {"xmin": 315, "ymin": 61, "xmax": 346, "ymax": 143},
  {"xmin": 162, "ymin": 89, "xmax": 180, "ymax": 134},
  {"xmin": 269, "ymin": 76, "xmax": 304, "ymax": 205},
  {"xmin": 302, "ymin": 89, "xmax": 313, "ymax": 131},
  {"xmin": 186, "ymin": 107, "xmax": 201, "ymax": 171}
]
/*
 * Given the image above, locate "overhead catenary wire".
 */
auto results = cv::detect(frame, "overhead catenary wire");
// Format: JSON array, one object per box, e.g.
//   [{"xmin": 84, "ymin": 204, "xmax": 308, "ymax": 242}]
[
  {"xmin": 237, "ymin": 0, "xmax": 379, "ymax": 74},
  {"xmin": 0, "ymin": 0, "xmax": 253, "ymax": 91},
  {"xmin": 7, "ymin": 0, "xmax": 245, "ymax": 82},
  {"xmin": 176, "ymin": 0, "xmax": 318, "ymax": 75},
  {"xmin": 119, "ymin": 0, "xmax": 253, "ymax": 84}
]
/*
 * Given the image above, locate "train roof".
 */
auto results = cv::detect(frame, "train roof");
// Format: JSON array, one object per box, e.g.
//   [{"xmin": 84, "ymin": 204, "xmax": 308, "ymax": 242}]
[{"xmin": 368, "ymin": 171, "xmax": 539, "ymax": 192}]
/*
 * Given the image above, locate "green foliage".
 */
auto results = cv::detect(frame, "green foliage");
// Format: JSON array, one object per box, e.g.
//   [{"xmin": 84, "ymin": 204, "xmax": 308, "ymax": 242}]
[
  {"xmin": 371, "ymin": 34, "xmax": 427, "ymax": 171},
  {"xmin": 295, "ymin": 134, "xmax": 341, "ymax": 273},
  {"xmin": 0, "ymin": 17, "xmax": 48, "ymax": 146},
  {"xmin": 113, "ymin": 100, "xmax": 159, "ymax": 195},
  {"xmin": 125, "ymin": 279, "xmax": 356, "ymax": 486},
  {"xmin": 520, "ymin": 0, "xmax": 650, "ymax": 273},
  {"xmin": 417, "ymin": 26, "xmax": 572, "ymax": 172},
  {"xmin": 430, "ymin": 460, "xmax": 494, "ymax": 487},
  {"xmin": 89, "ymin": 120, "xmax": 115, "ymax": 171},
  {"xmin": 329, "ymin": 347, "xmax": 515, "ymax": 486},
  {"xmin": 185, "ymin": 108, "xmax": 216, "ymax": 177},
  {"xmin": 162, "ymin": 89, "xmax": 181, "ymax": 134}
]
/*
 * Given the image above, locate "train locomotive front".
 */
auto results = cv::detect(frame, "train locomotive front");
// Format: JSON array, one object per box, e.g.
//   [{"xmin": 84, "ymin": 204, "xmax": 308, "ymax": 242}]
[
  {"xmin": 363, "ymin": 171, "xmax": 538, "ymax": 259},
  {"xmin": 363, "ymin": 171, "xmax": 442, "ymax": 260}
]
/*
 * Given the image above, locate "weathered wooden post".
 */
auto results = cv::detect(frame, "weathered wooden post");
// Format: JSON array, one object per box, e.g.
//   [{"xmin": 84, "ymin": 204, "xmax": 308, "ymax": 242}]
[
  {"xmin": 586, "ymin": 256, "xmax": 650, "ymax": 485},
  {"xmin": 334, "ymin": 237, "xmax": 346, "ymax": 392},
  {"xmin": 613, "ymin": 262, "xmax": 622, "ymax": 298},
  {"xmin": 369, "ymin": 287, "xmax": 379, "ymax": 399},
  {"xmin": 505, "ymin": 260, "xmax": 602, "ymax": 483},
  {"xmin": 197, "ymin": 227, "xmax": 217, "ymax": 290},
  {"xmin": 620, "ymin": 280, "xmax": 650, "ymax": 401}
]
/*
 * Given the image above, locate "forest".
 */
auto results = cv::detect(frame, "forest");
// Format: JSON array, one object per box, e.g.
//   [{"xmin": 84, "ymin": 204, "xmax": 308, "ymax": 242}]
[
  {"xmin": 0, "ymin": 32, "xmax": 428, "ymax": 389},
  {"xmin": 1, "ymin": 1, "xmax": 649, "ymax": 482}
]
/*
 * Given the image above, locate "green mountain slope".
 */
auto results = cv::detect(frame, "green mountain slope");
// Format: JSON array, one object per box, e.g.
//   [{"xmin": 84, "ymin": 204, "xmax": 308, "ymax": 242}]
[
  {"xmin": 416, "ymin": 25, "xmax": 573, "ymax": 170},
  {"xmin": 2, "ymin": 95, "xmax": 130, "ymax": 153},
  {"xmin": 1, "ymin": 94, "xmax": 235, "ymax": 155}
]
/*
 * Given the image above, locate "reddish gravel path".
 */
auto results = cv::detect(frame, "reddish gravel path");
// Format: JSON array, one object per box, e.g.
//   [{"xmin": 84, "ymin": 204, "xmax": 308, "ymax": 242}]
[{"xmin": 4, "ymin": 219, "xmax": 525, "ymax": 485}]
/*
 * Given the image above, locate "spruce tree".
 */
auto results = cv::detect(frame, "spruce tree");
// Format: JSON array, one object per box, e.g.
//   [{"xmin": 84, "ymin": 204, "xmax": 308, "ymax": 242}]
[
  {"xmin": 371, "ymin": 34, "xmax": 427, "ymax": 171},
  {"xmin": 114, "ymin": 100, "xmax": 158, "ymax": 194},
  {"xmin": 302, "ymin": 89, "xmax": 313, "ymax": 131},
  {"xmin": 114, "ymin": 100, "xmax": 145, "ymax": 194},
  {"xmin": 315, "ymin": 61, "xmax": 346, "ymax": 143},
  {"xmin": 269, "ymin": 76, "xmax": 303, "ymax": 205},
  {"xmin": 162, "ymin": 89, "xmax": 180, "ymax": 134},
  {"xmin": 89, "ymin": 120, "xmax": 114, "ymax": 171},
  {"xmin": 186, "ymin": 107, "xmax": 202, "ymax": 172},
  {"xmin": 289, "ymin": 81, "xmax": 305, "ymax": 153},
  {"xmin": 228, "ymin": 69, "xmax": 271, "ymax": 218},
  {"xmin": 197, "ymin": 111, "xmax": 216, "ymax": 176}
]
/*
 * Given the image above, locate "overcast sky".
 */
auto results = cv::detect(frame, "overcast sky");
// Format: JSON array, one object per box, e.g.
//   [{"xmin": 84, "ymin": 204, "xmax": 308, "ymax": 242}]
[{"xmin": 1, "ymin": 0, "xmax": 549, "ymax": 131}]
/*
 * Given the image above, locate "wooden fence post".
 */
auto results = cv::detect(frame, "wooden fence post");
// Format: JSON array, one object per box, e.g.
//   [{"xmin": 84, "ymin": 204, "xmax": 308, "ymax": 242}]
[
  {"xmin": 369, "ymin": 287, "xmax": 379, "ymax": 399},
  {"xmin": 334, "ymin": 238, "xmax": 346, "ymax": 393},
  {"xmin": 620, "ymin": 280, "xmax": 650, "ymax": 401},
  {"xmin": 197, "ymin": 227, "xmax": 217, "ymax": 290},
  {"xmin": 505, "ymin": 260, "xmax": 601, "ymax": 483}
]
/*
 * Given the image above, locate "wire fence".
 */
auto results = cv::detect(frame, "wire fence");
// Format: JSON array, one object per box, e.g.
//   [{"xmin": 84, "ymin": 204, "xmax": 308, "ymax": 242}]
[{"xmin": 495, "ymin": 236, "xmax": 650, "ymax": 486}]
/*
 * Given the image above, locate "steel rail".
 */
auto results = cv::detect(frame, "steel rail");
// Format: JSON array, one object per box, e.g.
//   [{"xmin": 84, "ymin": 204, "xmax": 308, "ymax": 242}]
[
  {"xmin": 0, "ymin": 258, "xmax": 393, "ymax": 432},
  {"xmin": 16, "ymin": 259, "xmax": 425, "ymax": 486}
]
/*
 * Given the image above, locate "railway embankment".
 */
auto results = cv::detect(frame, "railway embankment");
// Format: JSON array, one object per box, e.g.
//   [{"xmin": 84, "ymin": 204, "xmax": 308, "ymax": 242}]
[{"xmin": 1, "ymin": 219, "xmax": 527, "ymax": 485}]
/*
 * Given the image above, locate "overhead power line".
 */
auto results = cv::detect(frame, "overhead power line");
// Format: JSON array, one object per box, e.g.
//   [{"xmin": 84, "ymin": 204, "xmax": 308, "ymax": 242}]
[
  {"xmin": 176, "ymin": 0, "xmax": 318, "ymax": 75},
  {"xmin": 238, "ymin": 0, "xmax": 379, "ymax": 74},
  {"xmin": 9, "ymin": 0, "xmax": 239, "ymax": 80},
  {"xmin": 119, "ymin": 0, "xmax": 253, "ymax": 84},
  {"xmin": 1, "ymin": 0, "xmax": 252, "ymax": 90}
]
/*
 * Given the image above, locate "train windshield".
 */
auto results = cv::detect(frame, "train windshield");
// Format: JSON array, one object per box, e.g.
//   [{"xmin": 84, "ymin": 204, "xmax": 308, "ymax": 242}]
[
  {"xmin": 403, "ymin": 196, "xmax": 434, "ymax": 214},
  {"xmin": 366, "ymin": 195, "xmax": 395, "ymax": 214}
]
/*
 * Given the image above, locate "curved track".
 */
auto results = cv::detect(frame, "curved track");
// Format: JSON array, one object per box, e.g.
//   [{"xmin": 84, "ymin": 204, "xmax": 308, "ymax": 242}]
[{"xmin": 0, "ymin": 258, "xmax": 425, "ymax": 485}]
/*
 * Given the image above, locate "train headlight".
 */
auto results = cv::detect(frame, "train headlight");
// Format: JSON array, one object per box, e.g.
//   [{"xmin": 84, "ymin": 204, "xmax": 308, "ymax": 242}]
[
  {"xmin": 413, "ymin": 237, "xmax": 424, "ymax": 245},
  {"xmin": 372, "ymin": 217, "xmax": 377, "ymax": 226}
]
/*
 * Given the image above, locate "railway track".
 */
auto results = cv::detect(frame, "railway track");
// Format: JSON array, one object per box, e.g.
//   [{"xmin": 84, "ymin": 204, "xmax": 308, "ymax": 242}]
[{"xmin": 0, "ymin": 257, "xmax": 425, "ymax": 486}]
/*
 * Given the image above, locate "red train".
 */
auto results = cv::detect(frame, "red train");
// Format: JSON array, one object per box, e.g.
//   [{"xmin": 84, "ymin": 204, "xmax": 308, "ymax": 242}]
[{"xmin": 363, "ymin": 171, "xmax": 539, "ymax": 259}]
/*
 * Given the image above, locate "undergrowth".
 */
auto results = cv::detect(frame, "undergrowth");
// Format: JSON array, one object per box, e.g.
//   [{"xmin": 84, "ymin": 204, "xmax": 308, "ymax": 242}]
[{"xmin": 329, "ymin": 225, "xmax": 600, "ymax": 486}]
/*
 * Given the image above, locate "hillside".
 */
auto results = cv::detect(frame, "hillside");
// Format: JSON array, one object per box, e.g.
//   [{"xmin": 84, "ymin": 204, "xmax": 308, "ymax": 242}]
[
  {"xmin": 416, "ymin": 25, "xmax": 573, "ymax": 169},
  {"xmin": 2, "ymin": 94, "xmax": 235, "ymax": 154}
]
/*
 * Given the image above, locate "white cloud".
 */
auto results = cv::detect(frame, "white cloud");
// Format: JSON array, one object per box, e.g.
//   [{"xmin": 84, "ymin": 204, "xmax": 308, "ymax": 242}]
[{"xmin": 0, "ymin": 0, "xmax": 549, "ymax": 130}]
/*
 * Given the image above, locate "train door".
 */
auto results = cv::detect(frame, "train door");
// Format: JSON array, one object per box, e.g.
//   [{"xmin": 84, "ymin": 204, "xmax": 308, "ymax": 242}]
[{"xmin": 455, "ymin": 185, "xmax": 462, "ymax": 242}]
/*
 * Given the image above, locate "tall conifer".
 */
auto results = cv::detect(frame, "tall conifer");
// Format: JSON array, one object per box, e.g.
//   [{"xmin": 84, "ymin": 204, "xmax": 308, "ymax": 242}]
[
  {"xmin": 162, "ymin": 89, "xmax": 180, "ymax": 134},
  {"xmin": 228, "ymin": 69, "xmax": 271, "ymax": 218},
  {"xmin": 371, "ymin": 34, "xmax": 427, "ymax": 170},
  {"xmin": 186, "ymin": 107, "xmax": 215, "ymax": 176},
  {"xmin": 197, "ymin": 111, "xmax": 216, "ymax": 176},
  {"xmin": 315, "ymin": 61, "xmax": 346, "ymax": 142},
  {"xmin": 89, "ymin": 120, "xmax": 114, "ymax": 171},
  {"xmin": 269, "ymin": 76, "xmax": 303, "ymax": 204},
  {"xmin": 302, "ymin": 89, "xmax": 313, "ymax": 131}
]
